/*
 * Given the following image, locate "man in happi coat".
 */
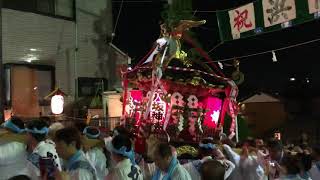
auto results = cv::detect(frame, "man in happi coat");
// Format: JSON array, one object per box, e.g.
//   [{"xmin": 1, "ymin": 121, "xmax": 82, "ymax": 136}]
[
  {"xmin": 0, "ymin": 117, "xmax": 30, "ymax": 179},
  {"xmin": 106, "ymin": 134, "xmax": 143, "ymax": 180},
  {"xmin": 183, "ymin": 137, "xmax": 235, "ymax": 180},
  {"xmin": 151, "ymin": 142, "xmax": 191, "ymax": 180},
  {"xmin": 25, "ymin": 119, "xmax": 62, "ymax": 179}
]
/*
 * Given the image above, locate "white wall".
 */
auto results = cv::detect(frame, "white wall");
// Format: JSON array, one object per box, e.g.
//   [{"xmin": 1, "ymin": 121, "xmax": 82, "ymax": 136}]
[
  {"xmin": 75, "ymin": 0, "xmax": 113, "ymax": 80},
  {"xmin": 2, "ymin": 8, "xmax": 76, "ymax": 97},
  {"xmin": 2, "ymin": 0, "xmax": 114, "ymax": 100}
]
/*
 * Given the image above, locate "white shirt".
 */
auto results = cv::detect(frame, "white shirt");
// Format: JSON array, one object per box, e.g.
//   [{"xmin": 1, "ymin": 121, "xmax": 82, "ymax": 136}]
[
  {"xmin": 107, "ymin": 158, "xmax": 143, "ymax": 180},
  {"xmin": 67, "ymin": 151, "xmax": 97, "ymax": 180},
  {"xmin": 0, "ymin": 141, "xmax": 29, "ymax": 179},
  {"xmin": 279, "ymin": 175, "xmax": 304, "ymax": 180},
  {"xmin": 223, "ymin": 144, "xmax": 240, "ymax": 165},
  {"xmin": 139, "ymin": 160, "xmax": 156, "ymax": 180},
  {"xmin": 85, "ymin": 147, "xmax": 108, "ymax": 180},
  {"xmin": 309, "ymin": 162, "xmax": 320, "ymax": 180},
  {"xmin": 223, "ymin": 144, "xmax": 242, "ymax": 180},
  {"xmin": 157, "ymin": 163, "xmax": 192, "ymax": 180},
  {"xmin": 213, "ymin": 148, "xmax": 236, "ymax": 179},
  {"xmin": 267, "ymin": 152, "xmax": 284, "ymax": 180},
  {"xmin": 220, "ymin": 159, "xmax": 236, "ymax": 179},
  {"xmin": 223, "ymin": 144, "xmax": 264, "ymax": 180},
  {"xmin": 268, "ymin": 164, "xmax": 280, "ymax": 180},
  {"xmin": 27, "ymin": 140, "xmax": 62, "ymax": 179},
  {"xmin": 183, "ymin": 156, "xmax": 211, "ymax": 180},
  {"xmin": 238, "ymin": 155, "xmax": 265, "ymax": 180},
  {"xmin": 68, "ymin": 170, "xmax": 95, "ymax": 180}
]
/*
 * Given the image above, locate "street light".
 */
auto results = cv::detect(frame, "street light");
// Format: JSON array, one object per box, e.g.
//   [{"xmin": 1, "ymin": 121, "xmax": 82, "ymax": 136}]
[{"xmin": 290, "ymin": 77, "xmax": 296, "ymax": 81}]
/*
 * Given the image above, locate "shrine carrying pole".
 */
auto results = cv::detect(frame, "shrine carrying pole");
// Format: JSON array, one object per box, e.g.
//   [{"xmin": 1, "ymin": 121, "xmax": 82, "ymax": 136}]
[{"xmin": 143, "ymin": 42, "xmax": 169, "ymax": 120}]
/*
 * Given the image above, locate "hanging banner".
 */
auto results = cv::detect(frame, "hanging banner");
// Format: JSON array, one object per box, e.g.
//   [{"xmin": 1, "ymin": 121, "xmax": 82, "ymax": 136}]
[
  {"xmin": 217, "ymin": 0, "xmax": 316, "ymax": 41},
  {"xmin": 262, "ymin": 0, "xmax": 296, "ymax": 27},
  {"xmin": 228, "ymin": 3, "xmax": 256, "ymax": 39},
  {"xmin": 308, "ymin": 0, "xmax": 320, "ymax": 14}
]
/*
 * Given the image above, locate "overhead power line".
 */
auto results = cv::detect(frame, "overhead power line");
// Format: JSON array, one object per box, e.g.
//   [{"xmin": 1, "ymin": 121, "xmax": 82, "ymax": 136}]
[
  {"xmin": 111, "ymin": 0, "xmax": 124, "ymax": 43},
  {"xmin": 205, "ymin": 37, "xmax": 320, "ymax": 63},
  {"xmin": 112, "ymin": 0, "xmax": 152, "ymax": 2}
]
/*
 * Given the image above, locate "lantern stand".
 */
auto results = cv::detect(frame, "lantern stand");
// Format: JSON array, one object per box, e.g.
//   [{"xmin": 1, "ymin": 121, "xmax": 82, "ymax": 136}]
[{"xmin": 44, "ymin": 88, "xmax": 67, "ymax": 121}]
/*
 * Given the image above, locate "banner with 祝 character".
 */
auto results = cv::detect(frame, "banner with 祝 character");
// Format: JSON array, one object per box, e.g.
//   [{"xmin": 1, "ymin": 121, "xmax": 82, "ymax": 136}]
[
  {"xmin": 217, "ymin": 0, "xmax": 319, "ymax": 41},
  {"xmin": 228, "ymin": 3, "xmax": 256, "ymax": 39}
]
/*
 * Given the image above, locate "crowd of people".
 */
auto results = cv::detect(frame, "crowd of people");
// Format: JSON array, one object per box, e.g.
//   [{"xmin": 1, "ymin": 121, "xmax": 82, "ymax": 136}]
[{"xmin": 0, "ymin": 117, "xmax": 320, "ymax": 180}]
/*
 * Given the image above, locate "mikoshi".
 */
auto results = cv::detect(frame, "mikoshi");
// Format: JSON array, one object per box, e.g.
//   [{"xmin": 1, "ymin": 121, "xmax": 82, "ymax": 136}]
[{"xmin": 121, "ymin": 19, "xmax": 239, "ymax": 143}]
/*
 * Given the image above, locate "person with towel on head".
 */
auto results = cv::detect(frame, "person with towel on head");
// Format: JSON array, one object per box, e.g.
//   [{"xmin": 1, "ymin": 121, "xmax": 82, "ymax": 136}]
[
  {"xmin": 0, "ymin": 117, "xmax": 30, "ymax": 179},
  {"xmin": 183, "ymin": 137, "xmax": 215, "ymax": 180},
  {"xmin": 106, "ymin": 134, "xmax": 143, "ymax": 180},
  {"xmin": 55, "ymin": 127, "xmax": 97, "ymax": 180},
  {"xmin": 48, "ymin": 122, "xmax": 65, "ymax": 169},
  {"xmin": 25, "ymin": 119, "xmax": 62, "ymax": 179},
  {"xmin": 83, "ymin": 126, "xmax": 108, "ymax": 180},
  {"xmin": 48, "ymin": 122, "xmax": 64, "ymax": 141},
  {"xmin": 183, "ymin": 137, "xmax": 235, "ymax": 180},
  {"xmin": 151, "ymin": 142, "xmax": 191, "ymax": 180}
]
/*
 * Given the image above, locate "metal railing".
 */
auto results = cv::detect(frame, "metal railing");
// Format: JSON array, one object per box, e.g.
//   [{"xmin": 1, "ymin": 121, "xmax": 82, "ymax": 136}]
[{"xmin": 49, "ymin": 117, "xmax": 121, "ymax": 131}]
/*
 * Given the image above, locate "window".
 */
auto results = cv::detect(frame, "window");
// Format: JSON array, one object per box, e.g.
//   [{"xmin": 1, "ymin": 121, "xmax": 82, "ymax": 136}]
[
  {"xmin": 37, "ymin": 0, "xmax": 55, "ymax": 15},
  {"xmin": 3, "ymin": 0, "xmax": 37, "ymax": 12},
  {"xmin": 4, "ymin": 64, "xmax": 55, "ymax": 107},
  {"xmin": 3, "ymin": 0, "xmax": 74, "ymax": 20},
  {"xmin": 4, "ymin": 68, "xmax": 11, "ymax": 106},
  {"xmin": 55, "ymin": 0, "xmax": 74, "ymax": 18},
  {"xmin": 78, "ymin": 77, "xmax": 108, "ymax": 97},
  {"xmin": 36, "ymin": 70, "xmax": 54, "ymax": 105}
]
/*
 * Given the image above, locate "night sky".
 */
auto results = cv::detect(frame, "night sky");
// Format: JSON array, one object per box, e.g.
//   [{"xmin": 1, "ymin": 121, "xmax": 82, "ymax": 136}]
[{"xmin": 111, "ymin": 0, "xmax": 320, "ymax": 99}]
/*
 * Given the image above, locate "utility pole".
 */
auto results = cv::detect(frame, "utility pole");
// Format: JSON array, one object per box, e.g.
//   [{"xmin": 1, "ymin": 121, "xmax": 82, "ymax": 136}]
[{"xmin": 0, "ymin": 0, "xmax": 4, "ymax": 123}]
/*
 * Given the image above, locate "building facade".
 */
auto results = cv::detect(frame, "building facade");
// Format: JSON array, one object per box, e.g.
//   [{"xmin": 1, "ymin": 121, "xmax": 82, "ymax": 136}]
[{"xmin": 1, "ymin": 0, "xmax": 126, "ymax": 118}]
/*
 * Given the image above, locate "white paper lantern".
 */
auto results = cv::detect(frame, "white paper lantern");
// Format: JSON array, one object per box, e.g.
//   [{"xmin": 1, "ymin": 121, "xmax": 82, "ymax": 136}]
[{"xmin": 51, "ymin": 95, "xmax": 64, "ymax": 115}]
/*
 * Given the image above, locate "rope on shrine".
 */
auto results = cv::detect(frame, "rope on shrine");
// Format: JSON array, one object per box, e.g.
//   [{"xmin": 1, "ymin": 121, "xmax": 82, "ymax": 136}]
[
  {"xmin": 183, "ymin": 34, "xmax": 226, "ymax": 77},
  {"xmin": 181, "ymin": 0, "xmax": 260, "ymax": 13},
  {"xmin": 131, "ymin": 46, "xmax": 157, "ymax": 70}
]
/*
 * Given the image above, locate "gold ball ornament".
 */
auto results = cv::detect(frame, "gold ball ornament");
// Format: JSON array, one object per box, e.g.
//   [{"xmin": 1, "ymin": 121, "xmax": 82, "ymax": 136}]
[{"xmin": 232, "ymin": 70, "xmax": 245, "ymax": 85}]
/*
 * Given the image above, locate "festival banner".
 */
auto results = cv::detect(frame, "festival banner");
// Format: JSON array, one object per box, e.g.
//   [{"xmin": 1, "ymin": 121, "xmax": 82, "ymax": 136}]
[
  {"xmin": 228, "ymin": 3, "xmax": 256, "ymax": 39},
  {"xmin": 308, "ymin": 0, "xmax": 320, "ymax": 14},
  {"xmin": 217, "ymin": 0, "xmax": 318, "ymax": 41},
  {"xmin": 262, "ymin": 0, "xmax": 296, "ymax": 27}
]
